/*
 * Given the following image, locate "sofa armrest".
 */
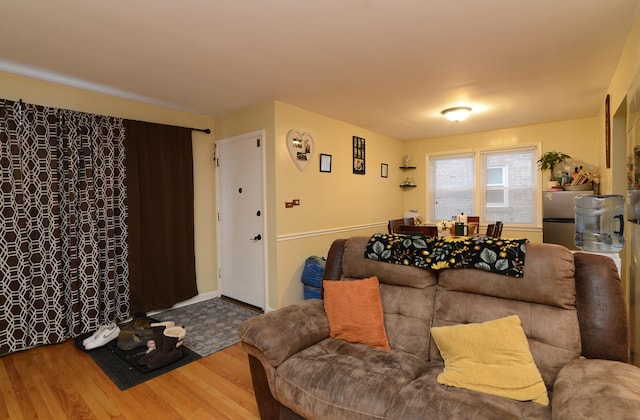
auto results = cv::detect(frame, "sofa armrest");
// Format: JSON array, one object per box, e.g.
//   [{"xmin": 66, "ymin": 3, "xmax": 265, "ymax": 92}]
[
  {"xmin": 237, "ymin": 299, "xmax": 329, "ymax": 366},
  {"xmin": 322, "ymin": 238, "xmax": 346, "ymax": 280},
  {"xmin": 573, "ymin": 252, "xmax": 630, "ymax": 362},
  {"xmin": 552, "ymin": 358, "xmax": 640, "ymax": 419}
]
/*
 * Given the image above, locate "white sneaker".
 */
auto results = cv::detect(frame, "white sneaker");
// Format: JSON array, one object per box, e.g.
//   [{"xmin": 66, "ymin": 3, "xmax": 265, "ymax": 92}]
[
  {"xmin": 82, "ymin": 322, "xmax": 115, "ymax": 347},
  {"xmin": 84, "ymin": 323, "xmax": 121, "ymax": 350}
]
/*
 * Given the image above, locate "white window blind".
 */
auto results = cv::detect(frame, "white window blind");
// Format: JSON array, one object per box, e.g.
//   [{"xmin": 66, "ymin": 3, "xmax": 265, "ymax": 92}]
[{"xmin": 430, "ymin": 154, "xmax": 474, "ymax": 221}]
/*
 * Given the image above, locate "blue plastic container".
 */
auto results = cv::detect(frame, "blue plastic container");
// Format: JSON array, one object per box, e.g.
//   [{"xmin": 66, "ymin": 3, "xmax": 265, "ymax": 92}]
[{"xmin": 301, "ymin": 256, "xmax": 326, "ymax": 299}]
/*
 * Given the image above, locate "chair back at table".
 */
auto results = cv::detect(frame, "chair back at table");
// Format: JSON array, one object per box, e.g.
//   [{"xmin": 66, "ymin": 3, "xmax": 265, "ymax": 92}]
[
  {"xmin": 388, "ymin": 218, "xmax": 415, "ymax": 233},
  {"xmin": 486, "ymin": 221, "xmax": 503, "ymax": 238},
  {"xmin": 467, "ymin": 216, "xmax": 480, "ymax": 235},
  {"xmin": 493, "ymin": 221, "xmax": 503, "ymax": 237}
]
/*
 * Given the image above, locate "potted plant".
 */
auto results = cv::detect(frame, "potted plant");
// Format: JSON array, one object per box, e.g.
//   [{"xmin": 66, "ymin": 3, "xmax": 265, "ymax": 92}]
[{"xmin": 537, "ymin": 151, "xmax": 571, "ymax": 188}]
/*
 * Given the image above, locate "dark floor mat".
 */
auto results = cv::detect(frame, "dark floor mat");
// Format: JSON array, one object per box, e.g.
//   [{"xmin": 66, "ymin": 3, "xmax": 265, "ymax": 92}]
[{"xmin": 75, "ymin": 333, "xmax": 201, "ymax": 390}]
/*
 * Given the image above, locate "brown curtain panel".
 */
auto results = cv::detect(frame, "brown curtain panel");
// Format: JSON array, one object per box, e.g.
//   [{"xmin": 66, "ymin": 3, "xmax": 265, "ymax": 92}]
[{"xmin": 124, "ymin": 120, "xmax": 197, "ymax": 313}]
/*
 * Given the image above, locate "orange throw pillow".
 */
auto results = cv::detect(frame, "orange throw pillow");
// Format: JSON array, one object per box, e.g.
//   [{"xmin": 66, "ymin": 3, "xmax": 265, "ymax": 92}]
[{"xmin": 323, "ymin": 276, "xmax": 390, "ymax": 350}]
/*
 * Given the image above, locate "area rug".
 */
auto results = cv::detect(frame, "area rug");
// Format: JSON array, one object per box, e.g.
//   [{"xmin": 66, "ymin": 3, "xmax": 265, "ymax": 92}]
[{"xmin": 153, "ymin": 297, "xmax": 260, "ymax": 357}]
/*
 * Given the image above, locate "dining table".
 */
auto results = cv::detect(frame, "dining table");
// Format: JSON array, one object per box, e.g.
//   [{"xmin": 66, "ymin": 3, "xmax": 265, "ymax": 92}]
[{"xmin": 397, "ymin": 224, "xmax": 439, "ymax": 236}]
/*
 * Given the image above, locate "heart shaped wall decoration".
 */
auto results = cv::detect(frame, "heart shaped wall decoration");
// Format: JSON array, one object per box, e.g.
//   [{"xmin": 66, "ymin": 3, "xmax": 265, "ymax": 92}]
[{"xmin": 286, "ymin": 129, "xmax": 314, "ymax": 171}]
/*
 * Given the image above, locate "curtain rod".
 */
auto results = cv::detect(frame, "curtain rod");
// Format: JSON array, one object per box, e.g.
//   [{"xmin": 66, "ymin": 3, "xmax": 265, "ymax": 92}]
[{"xmin": 191, "ymin": 127, "xmax": 211, "ymax": 134}]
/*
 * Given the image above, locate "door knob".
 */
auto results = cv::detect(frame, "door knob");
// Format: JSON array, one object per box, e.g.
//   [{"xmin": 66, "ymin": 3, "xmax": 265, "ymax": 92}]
[{"xmin": 251, "ymin": 234, "xmax": 262, "ymax": 241}]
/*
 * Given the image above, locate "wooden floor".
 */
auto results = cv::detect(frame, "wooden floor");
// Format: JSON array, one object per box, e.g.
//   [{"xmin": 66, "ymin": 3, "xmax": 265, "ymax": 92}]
[{"xmin": 0, "ymin": 340, "xmax": 260, "ymax": 419}]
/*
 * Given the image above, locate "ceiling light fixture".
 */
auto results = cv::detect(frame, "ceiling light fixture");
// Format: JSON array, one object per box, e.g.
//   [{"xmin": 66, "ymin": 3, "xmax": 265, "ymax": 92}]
[{"xmin": 441, "ymin": 106, "xmax": 472, "ymax": 122}]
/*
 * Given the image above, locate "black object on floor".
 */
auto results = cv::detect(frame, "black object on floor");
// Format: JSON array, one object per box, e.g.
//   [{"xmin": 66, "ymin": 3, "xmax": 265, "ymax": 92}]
[{"xmin": 75, "ymin": 333, "xmax": 201, "ymax": 390}]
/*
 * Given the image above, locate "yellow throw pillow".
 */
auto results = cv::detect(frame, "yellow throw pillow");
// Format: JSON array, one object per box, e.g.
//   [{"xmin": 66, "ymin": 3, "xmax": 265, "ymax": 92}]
[
  {"xmin": 430, "ymin": 315, "xmax": 549, "ymax": 406},
  {"xmin": 323, "ymin": 276, "xmax": 390, "ymax": 350}
]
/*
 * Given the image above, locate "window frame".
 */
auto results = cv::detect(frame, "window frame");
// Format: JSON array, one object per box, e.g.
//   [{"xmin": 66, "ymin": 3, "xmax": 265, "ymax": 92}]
[
  {"xmin": 426, "ymin": 144, "xmax": 540, "ymax": 228},
  {"xmin": 427, "ymin": 151, "xmax": 476, "ymax": 222}
]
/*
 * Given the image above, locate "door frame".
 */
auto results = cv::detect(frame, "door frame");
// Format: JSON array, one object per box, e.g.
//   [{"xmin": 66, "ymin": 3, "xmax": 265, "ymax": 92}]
[{"xmin": 215, "ymin": 129, "xmax": 268, "ymax": 310}]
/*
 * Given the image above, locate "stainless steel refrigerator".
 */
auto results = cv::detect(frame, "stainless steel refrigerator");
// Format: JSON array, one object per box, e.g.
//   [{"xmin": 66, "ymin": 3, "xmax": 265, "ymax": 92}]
[{"xmin": 542, "ymin": 190, "xmax": 593, "ymax": 250}]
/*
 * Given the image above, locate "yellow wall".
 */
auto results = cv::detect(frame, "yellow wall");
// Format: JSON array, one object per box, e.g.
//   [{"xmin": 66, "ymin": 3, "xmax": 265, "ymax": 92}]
[
  {"xmin": 193, "ymin": 94, "xmax": 606, "ymax": 309},
  {"xmin": 274, "ymin": 102, "xmax": 405, "ymax": 232},
  {"xmin": 265, "ymin": 10, "xmax": 640, "ymax": 308},
  {"xmin": 273, "ymin": 102, "xmax": 405, "ymax": 307},
  {"xmin": 215, "ymin": 101, "xmax": 405, "ymax": 308},
  {"xmin": 402, "ymin": 117, "xmax": 600, "ymax": 242},
  {"xmin": 0, "ymin": 72, "xmax": 218, "ymax": 298},
  {"xmin": 608, "ymin": 10, "xmax": 640, "ymax": 130}
]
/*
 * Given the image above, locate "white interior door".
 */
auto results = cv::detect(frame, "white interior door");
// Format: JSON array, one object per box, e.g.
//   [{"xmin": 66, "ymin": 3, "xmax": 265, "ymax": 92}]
[{"xmin": 216, "ymin": 131, "xmax": 265, "ymax": 309}]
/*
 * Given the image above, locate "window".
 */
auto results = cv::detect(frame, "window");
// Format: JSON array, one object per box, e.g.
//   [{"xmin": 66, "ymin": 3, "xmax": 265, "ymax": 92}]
[
  {"xmin": 486, "ymin": 165, "xmax": 507, "ymax": 207},
  {"xmin": 428, "ymin": 147, "xmax": 538, "ymax": 226},
  {"xmin": 430, "ymin": 154, "xmax": 475, "ymax": 221}
]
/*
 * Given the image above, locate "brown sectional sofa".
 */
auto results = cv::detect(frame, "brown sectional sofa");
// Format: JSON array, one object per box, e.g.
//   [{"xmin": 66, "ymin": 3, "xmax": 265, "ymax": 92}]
[{"xmin": 238, "ymin": 236, "xmax": 640, "ymax": 419}]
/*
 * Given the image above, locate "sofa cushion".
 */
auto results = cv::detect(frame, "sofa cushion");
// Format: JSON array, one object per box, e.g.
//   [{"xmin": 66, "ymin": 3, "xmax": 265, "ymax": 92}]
[
  {"xmin": 387, "ymin": 363, "xmax": 550, "ymax": 420},
  {"xmin": 323, "ymin": 276, "xmax": 390, "ymax": 350},
  {"xmin": 275, "ymin": 338, "xmax": 426, "ymax": 420},
  {"xmin": 437, "ymin": 243, "xmax": 576, "ymax": 309},
  {"xmin": 341, "ymin": 236, "xmax": 438, "ymax": 289},
  {"xmin": 431, "ymin": 243, "xmax": 581, "ymax": 386},
  {"xmin": 552, "ymin": 358, "xmax": 640, "ymax": 420},
  {"xmin": 379, "ymin": 282, "xmax": 434, "ymax": 359},
  {"xmin": 431, "ymin": 315, "xmax": 549, "ymax": 406},
  {"xmin": 340, "ymin": 236, "xmax": 438, "ymax": 359}
]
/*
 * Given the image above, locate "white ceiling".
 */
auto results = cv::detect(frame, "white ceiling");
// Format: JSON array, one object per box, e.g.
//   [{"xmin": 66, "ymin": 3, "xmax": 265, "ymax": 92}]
[{"xmin": 1, "ymin": 0, "xmax": 639, "ymax": 140}]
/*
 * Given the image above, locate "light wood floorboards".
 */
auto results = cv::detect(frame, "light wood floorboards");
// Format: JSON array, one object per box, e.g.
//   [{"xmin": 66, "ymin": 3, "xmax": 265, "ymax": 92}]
[{"xmin": 0, "ymin": 340, "xmax": 260, "ymax": 419}]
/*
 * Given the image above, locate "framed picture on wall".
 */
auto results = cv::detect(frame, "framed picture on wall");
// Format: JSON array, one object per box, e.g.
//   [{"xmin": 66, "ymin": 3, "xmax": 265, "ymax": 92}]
[
  {"xmin": 286, "ymin": 129, "xmax": 314, "ymax": 171},
  {"xmin": 381, "ymin": 163, "xmax": 388, "ymax": 178},
  {"xmin": 320, "ymin": 153, "xmax": 332, "ymax": 173},
  {"xmin": 353, "ymin": 136, "xmax": 365, "ymax": 174}
]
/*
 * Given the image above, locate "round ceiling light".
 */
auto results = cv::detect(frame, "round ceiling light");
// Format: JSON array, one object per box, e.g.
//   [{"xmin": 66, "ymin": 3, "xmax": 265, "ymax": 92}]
[{"xmin": 441, "ymin": 106, "xmax": 472, "ymax": 122}]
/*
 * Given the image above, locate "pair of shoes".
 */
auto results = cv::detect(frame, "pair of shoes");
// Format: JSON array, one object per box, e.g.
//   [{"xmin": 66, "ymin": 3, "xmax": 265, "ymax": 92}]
[
  {"xmin": 83, "ymin": 322, "xmax": 120, "ymax": 350},
  {"xmin": 117, "ymin": 314, "xmax": 153, "ymax": 350},
  {"xmin": 117, "ymin": 314, "xmax": 151, "ymax": 331},
  {"xmin": 82, "ymin": 323, "xmax": 112, "ymax": 347},
  {"xmin": 138, "ymin": 323, "xmax": 186, "ymax": 369},
  {"xmin": 138, "ymin": 321, "xmax": 175, "ymax": 365}
]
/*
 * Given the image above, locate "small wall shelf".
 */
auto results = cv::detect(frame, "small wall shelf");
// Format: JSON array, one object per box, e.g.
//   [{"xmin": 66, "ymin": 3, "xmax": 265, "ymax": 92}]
[
  {"xmin": 399, "ymin": 166, "xmax": 416, "ymax": 170},
  {"xmin": 400, "ymin": 184, "xmax": 417, "ymax": 188}
]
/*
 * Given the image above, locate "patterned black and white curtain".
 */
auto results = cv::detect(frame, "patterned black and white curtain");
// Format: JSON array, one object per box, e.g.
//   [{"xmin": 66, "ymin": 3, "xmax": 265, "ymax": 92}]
[{"xmin": 0, "ymin": 99, "xmax": 129, "ymax": 355}]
